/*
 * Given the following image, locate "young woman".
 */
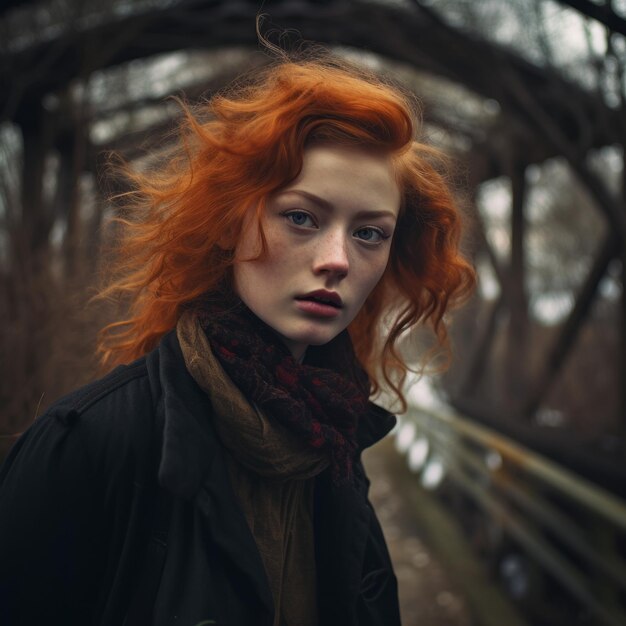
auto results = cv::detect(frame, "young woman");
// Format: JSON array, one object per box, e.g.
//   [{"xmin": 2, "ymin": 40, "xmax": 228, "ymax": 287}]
[{"xmin": 0, "ymin": 53, "xmax": 474, "ymax": 626}]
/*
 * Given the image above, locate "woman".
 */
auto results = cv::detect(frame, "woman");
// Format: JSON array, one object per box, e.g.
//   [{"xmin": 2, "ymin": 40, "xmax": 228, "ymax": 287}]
[{"xmin": 0, "ymin": 53, "xmax": 474, "ymax": 626}]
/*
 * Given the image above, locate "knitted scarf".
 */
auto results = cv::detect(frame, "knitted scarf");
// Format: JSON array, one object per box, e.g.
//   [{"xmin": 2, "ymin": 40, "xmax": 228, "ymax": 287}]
[{"xmin": 196, "ymin": 301, "xmax": 370, "ymax": 483}]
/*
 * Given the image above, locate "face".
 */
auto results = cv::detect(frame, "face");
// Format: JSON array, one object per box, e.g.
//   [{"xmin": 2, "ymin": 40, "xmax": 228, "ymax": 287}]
[{"xmin": 233, "ymin": 144, "xmax": 401, "ymax": 361}]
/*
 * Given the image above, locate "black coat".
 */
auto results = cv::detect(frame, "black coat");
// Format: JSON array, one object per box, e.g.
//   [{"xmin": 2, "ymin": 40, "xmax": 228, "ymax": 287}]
[{"xmin": 0, "ymin": 331, "xmax": 401, "ymax": 626}]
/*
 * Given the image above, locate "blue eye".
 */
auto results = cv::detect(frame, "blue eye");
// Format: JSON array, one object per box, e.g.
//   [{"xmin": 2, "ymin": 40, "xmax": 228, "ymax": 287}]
[
  {"xmin": 355, "ymin": 227, "xmax": 386, "ymax": 243},
  {"xmin": 284, "ymin": 210, "xmax": 316, "ymax": 228}
]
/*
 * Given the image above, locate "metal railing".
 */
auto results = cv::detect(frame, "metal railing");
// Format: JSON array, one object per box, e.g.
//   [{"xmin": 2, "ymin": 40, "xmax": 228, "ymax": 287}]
[{"xmin": 394, "ymin": 404, "xmax": 626, "ymax": 626}]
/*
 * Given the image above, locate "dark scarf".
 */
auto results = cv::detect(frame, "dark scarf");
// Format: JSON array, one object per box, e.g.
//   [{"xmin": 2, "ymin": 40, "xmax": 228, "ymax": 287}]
[{"xmin": 196, "ymin": 301, "xmax": 371, "ymax": 483}]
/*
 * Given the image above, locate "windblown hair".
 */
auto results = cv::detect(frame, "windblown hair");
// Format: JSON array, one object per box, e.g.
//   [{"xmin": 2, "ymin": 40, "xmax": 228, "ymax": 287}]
[{"xmin": 97, "ymin": 54, "xmax": 475, "ymax": 411}]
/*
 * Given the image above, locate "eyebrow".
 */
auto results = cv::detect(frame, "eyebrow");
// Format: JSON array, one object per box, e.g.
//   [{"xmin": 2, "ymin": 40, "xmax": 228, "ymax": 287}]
[{"xmin": 281, "ymin": 189, "xmax": 398, "ymax": 220}]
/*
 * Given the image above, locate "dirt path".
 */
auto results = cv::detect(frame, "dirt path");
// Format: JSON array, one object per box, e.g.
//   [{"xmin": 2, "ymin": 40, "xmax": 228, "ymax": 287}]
[{"xmin": 363, "ymin": 437, "xmax": 474, "ymax": 626}]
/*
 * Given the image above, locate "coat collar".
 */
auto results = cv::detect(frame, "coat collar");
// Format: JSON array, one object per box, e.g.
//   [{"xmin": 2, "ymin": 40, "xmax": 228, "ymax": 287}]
[
  {"xmin": 148, "ymin": 330, "xmax": 215, "ymax": 500},
  {"xmin": 148, "ymin": 330, "xmax": 396, "ymax": 499},
  {"xmin": 148, "ymin": 331, "xmax": 276, "ymax": 618},
  {"xmin": 358, "ymin": 402, "xmax": 396, "ymax": 452},
  {"xmin": 147, "ymin": 330, "xmax": 396, "ymax": 622}
]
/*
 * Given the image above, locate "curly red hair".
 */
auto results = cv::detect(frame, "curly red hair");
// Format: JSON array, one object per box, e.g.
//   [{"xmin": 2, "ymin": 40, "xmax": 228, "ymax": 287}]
[{"xmin": 98, "ymin": 56, "xmax": 475, "ymax": 411}]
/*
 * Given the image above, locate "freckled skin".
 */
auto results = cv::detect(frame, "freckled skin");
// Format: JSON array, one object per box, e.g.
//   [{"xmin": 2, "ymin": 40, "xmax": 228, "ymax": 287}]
[{"xmin": 233, "ymin": 144, "xmax": 401, "ymax": 361}]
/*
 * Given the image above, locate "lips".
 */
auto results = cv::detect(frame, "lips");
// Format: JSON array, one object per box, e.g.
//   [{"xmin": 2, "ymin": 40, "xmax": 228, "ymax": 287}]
[{"xmin": 295, "ymin": 289, "xmax": 343, "ymax": 308}]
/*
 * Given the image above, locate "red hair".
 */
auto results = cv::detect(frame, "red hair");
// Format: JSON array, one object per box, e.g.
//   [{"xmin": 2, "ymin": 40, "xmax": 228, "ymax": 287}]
[{"xmin": 97, "ymin": 57, "xmax": 475, "ymax": 411}]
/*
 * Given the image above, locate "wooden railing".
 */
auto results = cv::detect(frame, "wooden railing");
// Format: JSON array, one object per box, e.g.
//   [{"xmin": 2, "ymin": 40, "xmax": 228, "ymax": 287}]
[{"xmin": 394, "ymin": 405, "xmax": 626, "ymax": 626}]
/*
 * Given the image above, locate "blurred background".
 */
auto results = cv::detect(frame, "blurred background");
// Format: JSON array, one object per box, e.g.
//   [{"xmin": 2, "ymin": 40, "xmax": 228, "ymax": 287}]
[{"xmin": 1, "ymin": 1, "xmax": 625, "ymax": 625}]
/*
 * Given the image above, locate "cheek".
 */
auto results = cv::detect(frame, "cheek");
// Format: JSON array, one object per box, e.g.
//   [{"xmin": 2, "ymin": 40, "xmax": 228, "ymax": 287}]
[
  {"xmin": 234, "ymin": 235, "xmax": 290, "ymax": 292},
  {"xmin": 238, "ymin": 229, "xmax": 270, "ymax": 262},
  {"xmin": 357, "ymin": 255, "xmax": 390, "ymax": 299}
]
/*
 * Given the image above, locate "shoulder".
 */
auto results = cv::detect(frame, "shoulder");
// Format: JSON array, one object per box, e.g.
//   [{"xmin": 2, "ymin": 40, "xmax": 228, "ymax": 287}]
[
  {"xmin": 1, "ymin": 347, "xmax": 164, "ymax": 493},
  {"xmin": 48, "ymin": 356, "xmax": 156, "ymax": 444},
  {"xmin": 52, "ymin": 357, "xmax": 151, "ymax": 418},
  {"xmin": 0, "ymin": 356, "xmax": 166, "ymax": 622},
  {"xmin": 356, "ymin": 402, "xmax": 396, "ymax": 452},
  {"xmin": 44, "ymin": 356, "xmax": 155, "ymax": 450},
  {"xmin": 2, "ymin": 329, "xmax": 199, "ymax": 480}
]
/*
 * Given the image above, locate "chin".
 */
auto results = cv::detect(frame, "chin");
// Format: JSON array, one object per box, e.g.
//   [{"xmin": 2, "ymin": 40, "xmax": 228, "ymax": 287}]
[{"xmin": 289, "ymin": 326, "xmax": 342, "ymax": 347}]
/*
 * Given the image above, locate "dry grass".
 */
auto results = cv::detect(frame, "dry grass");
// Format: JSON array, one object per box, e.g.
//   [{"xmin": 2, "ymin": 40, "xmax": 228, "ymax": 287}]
[{"xmin": 0, "ymin": 249, "xmax": 115, "ymax": 462}]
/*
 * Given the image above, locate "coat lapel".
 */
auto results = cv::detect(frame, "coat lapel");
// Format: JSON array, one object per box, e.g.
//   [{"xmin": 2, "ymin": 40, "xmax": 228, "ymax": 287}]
[
  {"xmin": 314, "ymin": 466, "xmax": 371, "ymax": 625},
  {"xmin": 150, "ymin": 331, "xmax": 274, "ymax": 618},
  {"xmin": 357, "ymin": 402, "xmax": 397, "ymax": 452},
  {"xmin": 149, "ymin": 330, "xmax": 395, "ymax": 625},
  {"xmin": 315, "ymin": 403, "xmax": 396, "ymax": 624}
]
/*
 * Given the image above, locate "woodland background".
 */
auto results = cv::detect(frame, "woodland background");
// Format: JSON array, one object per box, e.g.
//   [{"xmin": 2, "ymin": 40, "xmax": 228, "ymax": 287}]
[{"xmin": 0, "ymin": 0, "xmax": 625, "ymax": 493}]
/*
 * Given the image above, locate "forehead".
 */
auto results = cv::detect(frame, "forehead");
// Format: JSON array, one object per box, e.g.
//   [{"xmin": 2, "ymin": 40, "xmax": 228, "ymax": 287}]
[{"xmin": 279, "ymin": 144, "xmax": 401, "ymax": 216}]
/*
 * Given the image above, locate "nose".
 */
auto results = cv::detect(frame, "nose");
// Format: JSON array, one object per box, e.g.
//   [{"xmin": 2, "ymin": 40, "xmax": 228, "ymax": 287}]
[{"xmin": 312, "ymin": 229, "xmax": 349, "ymax": 279}]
